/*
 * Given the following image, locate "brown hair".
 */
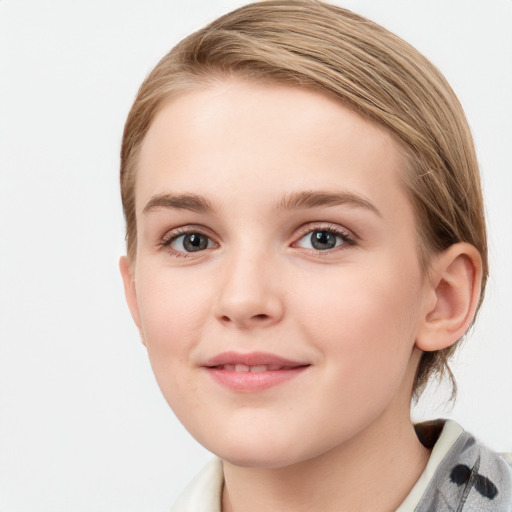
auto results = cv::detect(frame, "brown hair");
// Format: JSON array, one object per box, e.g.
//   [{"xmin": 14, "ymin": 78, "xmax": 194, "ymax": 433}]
[{"xmin": 120, "ymin": 0, "xmax": 488, "ymax": 398}]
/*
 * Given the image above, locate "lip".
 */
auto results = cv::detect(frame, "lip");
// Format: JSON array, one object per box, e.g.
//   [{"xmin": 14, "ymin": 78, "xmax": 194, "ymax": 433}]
[
  {"xmin": 203, "ymin": 351, "xmax": 307, "ymax": 368},
  {"xmin": 202, "ymin": 351, "xmax": 310, "ymax": 392}
]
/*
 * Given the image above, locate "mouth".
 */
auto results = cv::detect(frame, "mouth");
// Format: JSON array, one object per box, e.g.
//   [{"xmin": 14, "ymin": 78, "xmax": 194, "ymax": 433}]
[
  {"xmin": 202, "ymin": 352, "xmax": 310, "ymax": 392},
  {"xmin": 210, "ymin": 363, "xmax": 301, "ymax": 372}
]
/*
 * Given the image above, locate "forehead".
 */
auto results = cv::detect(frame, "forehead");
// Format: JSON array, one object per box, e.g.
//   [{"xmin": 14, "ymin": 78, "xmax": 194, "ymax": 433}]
[{"xmin": 136, "ymin": 80, "xmax": 409, "ymax": 217}]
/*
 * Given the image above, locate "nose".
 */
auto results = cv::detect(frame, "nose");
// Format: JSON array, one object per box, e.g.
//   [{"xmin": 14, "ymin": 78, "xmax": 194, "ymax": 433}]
[{"xmin": 213, "ymin": 249, "xmax": 284, "ymax": 329}]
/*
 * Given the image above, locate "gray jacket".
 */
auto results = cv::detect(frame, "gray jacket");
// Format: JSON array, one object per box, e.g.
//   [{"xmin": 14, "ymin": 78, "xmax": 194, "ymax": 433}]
[{"xmin": 414, "ymin": 420, "xmax": 512, "ymax": 511}]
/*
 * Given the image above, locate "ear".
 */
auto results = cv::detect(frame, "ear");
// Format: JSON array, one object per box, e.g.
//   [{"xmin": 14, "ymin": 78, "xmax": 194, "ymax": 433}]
[
  {"xmin": 416, "ymin": 243, "xmax": 483, "ymax": 352},
  {"xmin": 119, "ymin": 256, "xmax": 146, "ymax": 346}
]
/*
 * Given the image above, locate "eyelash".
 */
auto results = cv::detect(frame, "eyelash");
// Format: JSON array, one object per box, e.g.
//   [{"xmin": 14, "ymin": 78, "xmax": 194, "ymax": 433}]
[
  {"xmin": 159, "ymin": 226, "xmax": 218, "ymax": 258},
  {"xmin": 159, "ymin": 223, "xmax": 357, "ymax": 258},
  {"xmin": 293, "ymin": 224, "xmax": 357, "ymax": 254}
]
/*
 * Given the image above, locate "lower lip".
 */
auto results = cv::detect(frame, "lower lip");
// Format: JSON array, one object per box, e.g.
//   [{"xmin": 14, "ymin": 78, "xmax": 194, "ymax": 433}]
[{"xmin": 205, "ymin": 367, "xmax": 308, "ymax": 392}]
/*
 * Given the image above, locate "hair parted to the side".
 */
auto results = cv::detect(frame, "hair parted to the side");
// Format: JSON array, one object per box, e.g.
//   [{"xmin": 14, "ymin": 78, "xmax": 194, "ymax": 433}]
[{"xmin": 120, "ymin": 0, "xmax": 488, "ymax": 399}]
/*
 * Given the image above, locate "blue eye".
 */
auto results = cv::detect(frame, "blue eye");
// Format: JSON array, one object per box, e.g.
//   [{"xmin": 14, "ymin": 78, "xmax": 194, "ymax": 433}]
[
  {"xmin": 169, "ymin": 233, "xmax": 213, "ymax": 253},
  {"xmin": 296, "ymin": 229, "xmax": 350, "ymax": 251}
]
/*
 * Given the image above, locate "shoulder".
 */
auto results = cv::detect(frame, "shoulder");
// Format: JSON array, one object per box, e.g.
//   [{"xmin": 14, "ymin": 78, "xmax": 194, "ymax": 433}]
[
  {"xmin": 170, "ymin": 458, "xmax": 224, "ymax": 512},
  {"xmin": 502, "ymin": 452, "xmax": 512, "ymax": 469},
  {"xmin": 415, "ymin": 420, "xmax": 512, "ymax": 511}
]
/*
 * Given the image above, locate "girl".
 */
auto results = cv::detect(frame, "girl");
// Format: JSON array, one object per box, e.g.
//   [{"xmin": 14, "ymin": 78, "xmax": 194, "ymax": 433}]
[{"xmin": 119, "ymin": 1, "xmax": 512, "ymax": 510}]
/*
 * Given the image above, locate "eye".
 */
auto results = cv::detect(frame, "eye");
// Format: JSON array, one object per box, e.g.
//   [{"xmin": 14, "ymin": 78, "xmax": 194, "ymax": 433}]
[
  {"xmin": 165, "ymin": 232, "xmax": 215, "ymax": 253},
  {"xmin": 295, "ymin": 228, "xmax": 354, "ymax": 251}
]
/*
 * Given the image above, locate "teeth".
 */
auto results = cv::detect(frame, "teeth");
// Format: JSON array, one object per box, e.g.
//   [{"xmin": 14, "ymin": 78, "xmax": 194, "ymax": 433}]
[
  {"xmin": 249, "ymin": 365, "xmax": 267, "ymax": 373},
  {"xmin": 218, "ymin": 364, "xmax": 286, "ymax": 372}
]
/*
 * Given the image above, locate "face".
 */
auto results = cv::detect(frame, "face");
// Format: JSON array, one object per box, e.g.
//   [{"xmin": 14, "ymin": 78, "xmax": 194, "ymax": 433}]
[{"xmin": 121, "ymin": 80, "xmax": 433, "ymax": 468}]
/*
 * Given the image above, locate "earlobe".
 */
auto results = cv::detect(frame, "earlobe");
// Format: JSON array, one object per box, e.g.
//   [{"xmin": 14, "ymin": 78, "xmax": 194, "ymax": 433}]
[
  {"xmin": 416, "ymin": 243, "xmax": 483, "ymax": 352},
  {"xmin": 119, "ymin": 256, "xmax": 146, "ymax": 345}
]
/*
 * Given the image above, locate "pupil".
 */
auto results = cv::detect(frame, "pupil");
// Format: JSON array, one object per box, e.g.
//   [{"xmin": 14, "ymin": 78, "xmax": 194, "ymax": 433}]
[
  {"xmin": 184, "ymin": 234, "xmax": 208, "ymax": 252},
  {"xmin": 311, "ymin": 231, "xmax": 336, "ymax": 250}
]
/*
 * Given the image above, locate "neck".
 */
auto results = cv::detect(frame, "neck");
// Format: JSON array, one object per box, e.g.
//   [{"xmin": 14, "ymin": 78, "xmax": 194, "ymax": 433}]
[{"xmin": 222, "ymin": 414, "xmax": 429, "ymax": 512}]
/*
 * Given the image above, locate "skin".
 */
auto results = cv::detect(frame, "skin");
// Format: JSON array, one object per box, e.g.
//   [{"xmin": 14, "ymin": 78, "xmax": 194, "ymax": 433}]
[{"xmin": 120, "ymin": 80, "xmax": 482, "ymax": 511}]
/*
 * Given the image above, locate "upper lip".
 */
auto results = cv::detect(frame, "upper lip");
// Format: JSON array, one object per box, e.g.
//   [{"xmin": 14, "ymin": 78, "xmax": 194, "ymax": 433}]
[{"xmin": 202, "ymin": 351, "xmax": 309, "ymax": 368}]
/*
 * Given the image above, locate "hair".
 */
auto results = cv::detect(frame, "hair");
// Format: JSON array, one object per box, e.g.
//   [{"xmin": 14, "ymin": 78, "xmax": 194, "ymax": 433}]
[{"xmin": 120, "ymin": 0, "xmax": 488, "ymax": 399}]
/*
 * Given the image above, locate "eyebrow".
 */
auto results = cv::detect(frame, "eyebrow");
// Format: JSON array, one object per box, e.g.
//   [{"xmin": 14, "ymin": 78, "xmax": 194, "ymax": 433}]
[
  {"xmin": 143, "ymin": 193, "xmax": 214, "ymax": 214},
  {"xmin": 142, "ymin": 190, "xmax": 381, "ymax": 217},
  {"xmin": 276, "ymin": 190, "xmax": 381, "ymax": 217}
]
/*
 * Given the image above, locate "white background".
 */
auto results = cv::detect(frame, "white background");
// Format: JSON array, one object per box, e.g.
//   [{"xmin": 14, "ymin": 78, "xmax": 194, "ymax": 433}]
[{"xmin": 0, "ymin": 0, "xmax": 511, "ymax": 510}]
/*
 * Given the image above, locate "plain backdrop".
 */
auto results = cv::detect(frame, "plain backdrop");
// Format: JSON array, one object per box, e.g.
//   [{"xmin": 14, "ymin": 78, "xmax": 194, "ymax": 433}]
[{"xmin": 0, "ymin": 0, "xmax": 511, "ymax": 510}]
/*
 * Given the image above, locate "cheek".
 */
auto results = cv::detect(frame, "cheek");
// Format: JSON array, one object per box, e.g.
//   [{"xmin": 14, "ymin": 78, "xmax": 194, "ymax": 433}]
[
  {"xmin": 291, "ymin": 262, "xmax": 422, "ymax": 379},
  {"xmin": 136, "ymin": 276, "xmax": 212, "ymax": 420},
  {"xmin": 135, "ymin": 268, "xmax": 211, "ymax": 380}
]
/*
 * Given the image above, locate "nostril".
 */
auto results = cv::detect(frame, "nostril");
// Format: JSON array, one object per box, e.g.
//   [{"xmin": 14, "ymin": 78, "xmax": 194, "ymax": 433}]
[
  {"xmin": 221, "ymin": 313, "xmax": 269, "ymax": 321},
  {"xmin": 214, "ymin": 296, "xmax": 284, "ymax": 326},
  {"xmin": 219, "ymin": 313, "xmax": 270, "ymax": 325}
]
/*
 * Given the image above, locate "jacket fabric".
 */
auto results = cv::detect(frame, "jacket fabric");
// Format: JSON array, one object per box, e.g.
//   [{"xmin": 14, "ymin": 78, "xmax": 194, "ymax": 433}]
[
  {"xmin": 411, "ymin": 420, "xmax": 512, "ymax": 511},
  {"xmin": 170, "ymin": 420, "xmax": 512, "ymax": 511}
]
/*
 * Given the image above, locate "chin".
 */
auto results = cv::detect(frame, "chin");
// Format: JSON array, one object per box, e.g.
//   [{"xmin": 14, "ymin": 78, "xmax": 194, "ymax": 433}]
[
  {"xmin": 199, "ymin": 428, "xmax": 324, "ymax": 470},
  {"xmin": 217, "ymin": 448, "xmax": 301, "ymax": 469}
]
